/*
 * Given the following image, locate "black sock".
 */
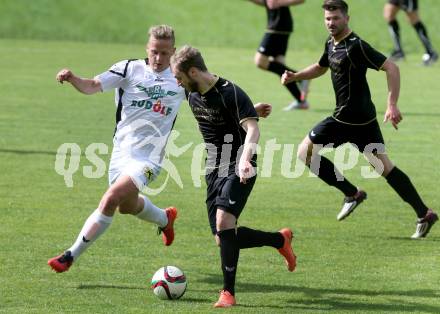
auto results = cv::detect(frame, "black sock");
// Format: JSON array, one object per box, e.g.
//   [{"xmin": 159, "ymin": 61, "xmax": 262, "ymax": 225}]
[
  {"xmin": 268, "ymin": 61, "xmax": 301, "ymax": 101},
  {"xmin": 413, "ymin": 21, "xmax": 434, "ymax": 55},
  {"xmin": 267, "ymin": 60, "xmax": 294, "ymax": 75},
  {"xmin": 386, "ymin": 167, "xmax": 428, "ymax": 218},
  {"xmin": 237, "ymin": 226, "xmax": 284, "ymax": 249},
  {"xmin": 309, "ymin": 155, "xmax": 358, "ymax": 196},
  {"xmin": 388, "ymin": 20, "xmax": 403, "ymax": 52},
  {"xmin": 217, "ymin": 229, "xmax": 239, "ymax": 295}
]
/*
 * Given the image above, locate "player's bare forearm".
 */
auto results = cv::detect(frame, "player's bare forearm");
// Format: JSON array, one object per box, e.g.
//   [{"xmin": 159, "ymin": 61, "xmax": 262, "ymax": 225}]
[
  {"xmin": 381, "ymin": 60, "xmax": 402, "ymax": 129},
  {"xmin": 281, "ymin": 63, "xmax": 327, "ymax": 85},
  {"xmin": 248, "ymin": 0, "xmax": 265, "ymax": 6},
  {"xmin": 69, "ymin": 77, "xmax": 102, "ymax": 95},
  {"xmin": 267, "ymin": 0, "xmax": 305, "ymax": 9},
  {"xmin": 239, "ymin": 119, "xmax": 259, "ymax": 183},
  {"xmin": 382, "ymin": 59, "xmax": 400, "ymax": 107},
  {"xmin": 56, "ymin": 68, "xmax": 101, "ymax": 95},
  {"xmin": 241, "ymin": 119, "xmax": 260, "ymax": 160}
]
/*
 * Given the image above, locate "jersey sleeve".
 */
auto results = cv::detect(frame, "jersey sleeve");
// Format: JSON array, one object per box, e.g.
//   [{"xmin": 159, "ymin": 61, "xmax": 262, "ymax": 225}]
[
  {"xmin": 95, "ymin": 60, "xmax": 131, "ymax": 91},
  {"xmin": 230, "ymin": 84, "xmax": 259, "ymax": 124},
  {"xmin": 318, "ymin": 39, "xmax": 330, "ymax": 67},
  {"xmin": 355, "ymin": 40, "xmax": 387, "ymax": 71}
]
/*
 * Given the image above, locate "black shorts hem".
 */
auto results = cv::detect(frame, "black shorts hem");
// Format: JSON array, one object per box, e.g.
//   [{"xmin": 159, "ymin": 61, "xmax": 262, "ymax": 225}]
[
  {"xmin": 308, "ymin": 116, "xmax": 385, "ymax": 152},
  {"xmin": 257, "ymin": 33, "xmax": 290, "ymax": 57}
]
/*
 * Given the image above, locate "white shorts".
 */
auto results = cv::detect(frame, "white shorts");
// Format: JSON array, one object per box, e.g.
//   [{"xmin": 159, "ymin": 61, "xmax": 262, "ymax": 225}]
[{"xmin": 108, "ymin": 144, "xmax": 161, "ymax": 191}]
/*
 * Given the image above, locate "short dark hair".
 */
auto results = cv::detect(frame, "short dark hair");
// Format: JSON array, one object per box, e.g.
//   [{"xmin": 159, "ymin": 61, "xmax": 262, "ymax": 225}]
[
  {"xmin": 171, "ymin": 45, "xmax": 208, "ymax": 73},
  {"xmin": 322, "ymin": 0, "xmax": 348, "ymax": 15}
]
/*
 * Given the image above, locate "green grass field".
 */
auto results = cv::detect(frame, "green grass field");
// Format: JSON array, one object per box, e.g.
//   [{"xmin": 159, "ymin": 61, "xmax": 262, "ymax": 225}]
[{"xmin": 1, "ymin": 1, "xmax": 440, "ymax": 313}]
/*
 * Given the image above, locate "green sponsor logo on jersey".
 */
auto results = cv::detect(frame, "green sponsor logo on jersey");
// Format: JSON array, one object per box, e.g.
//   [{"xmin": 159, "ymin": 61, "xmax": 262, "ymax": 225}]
[{"xmin": 136, "ymin": 84, "xmax": 178, "ymax": 99}]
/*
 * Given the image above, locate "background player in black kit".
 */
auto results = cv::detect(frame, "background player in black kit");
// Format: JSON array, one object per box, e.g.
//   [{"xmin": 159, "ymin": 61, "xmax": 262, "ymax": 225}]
[
  {"xmin": 171, "ymin": 45, "xmax": 296, "ymax": 308},
  {"xmin": 249, "ymin": 0, "xmax": 310, "ymax": 110},
  {"xmin": 383, "ymin": 0, "xmax": 438, "ymax": 65},
  {"xmin": 282, "ymin": 0, "xmax": 437, "ymax": 238}
]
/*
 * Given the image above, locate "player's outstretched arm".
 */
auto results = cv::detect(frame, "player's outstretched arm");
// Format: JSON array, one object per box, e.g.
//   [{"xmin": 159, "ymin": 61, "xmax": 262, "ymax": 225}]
[
  {"xmin": 281, "ymin": 63, "xmax": 327, "ymax": 85},
  {"xmin": 248, "ymin": 0, "xmax": 265, "ymax": 6},
  {"xmin": 381, "ymin": 59, "xmax": 402, "ymax": 130},
  {"xmin": 254, "ymin": 103, "xmax": 272, "ymax": 118},
  {"xmin": 267, "ymin": 0, "xmax": 305, "ymax": 9},
  {"xmin": 56, "ymin": 68, "xmax": 102, "ymax": 95}
]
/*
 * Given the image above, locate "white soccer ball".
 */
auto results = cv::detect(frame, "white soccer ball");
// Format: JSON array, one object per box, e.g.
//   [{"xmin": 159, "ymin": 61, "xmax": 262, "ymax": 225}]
[{"xmin": 151, "ymin": 266, "xmax": 187, "ymax": 300}]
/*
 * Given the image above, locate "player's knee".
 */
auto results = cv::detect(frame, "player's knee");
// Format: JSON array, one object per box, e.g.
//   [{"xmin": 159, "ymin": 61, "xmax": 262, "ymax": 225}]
[
  {"xmin": 383, "ymin": 4, "xmax": 397, "ymax": 21},
  {"xmin": 216, "ymin": 217, "xmax": 236, "ymax": 232},
  {"xmin": 254, "ymin": 54, "xmax": 268, "ymax": 69},
  {"xmin": 254, "ymin": 58, "xmax": 265, "ymax": 69},
  {"xmin": 100, "ymin": 191, "xmax": 122, "ymax": 211},
  {"xmin": 118, "ymin": 203, "xmax": 131, "ymax": 214},
  {"xmin": 407, "ymin": 13, "xmax": 420, "ymax": 25},
  {"xmin": 297, "ymin": 147, "xmax": 307, "ymax": 163},
  {"xmin": 256, "ymin": 63, "xmax": 266, "ymax": 70},
  {"xmin": 380, "ymin": 162, "xmax": 394, "ymax": 177},
  {"xmin": 118, "ymin": 196, "xmax": 139, "ymax": 214},
  {"xmin": 214, "ymin": 234, "xmax": 220, "ymax": 247},
  {"xmin": 216, "ymin": 219, "xmax": 227, "ymax": 232},
  {"xmin": 297, "ymin": 144, "xmax": 311, "ymax": 165},
  {"xmin": 216, "ymin": 222, "xmax": 226, "ymax": 232}
]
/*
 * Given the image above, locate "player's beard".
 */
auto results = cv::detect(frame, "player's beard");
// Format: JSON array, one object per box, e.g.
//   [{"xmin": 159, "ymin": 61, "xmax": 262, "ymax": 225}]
[
  {"xmin": 329, "ymin": 23, "xmax": 348, "ymax": 38},
  {"xmin": 187, "ymin": 78, "xmax": 199, "ymax": 92}
]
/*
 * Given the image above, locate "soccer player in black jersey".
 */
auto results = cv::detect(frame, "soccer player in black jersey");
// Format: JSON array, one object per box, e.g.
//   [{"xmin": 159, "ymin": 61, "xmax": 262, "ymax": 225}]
[
  {"xmin": 384, "ymin": 0, "xmax": 438, "ymax": 65},
  {"xmin": 282, "ymin": 0, "xmax": 437, "ymax": 238},
  {"xmin": 171, "ymin": 45, "xmax": 296, "ymax": 308},
  {"xmin": 249, "ymin": 0, "xmax": 310, "ymax": 110}
]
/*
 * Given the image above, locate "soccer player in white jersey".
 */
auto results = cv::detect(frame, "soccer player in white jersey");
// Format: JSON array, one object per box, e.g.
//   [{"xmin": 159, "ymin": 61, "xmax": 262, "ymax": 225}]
[{"xmin": 48, "ymin": 25, "xmax": 185, "ymax": 273}]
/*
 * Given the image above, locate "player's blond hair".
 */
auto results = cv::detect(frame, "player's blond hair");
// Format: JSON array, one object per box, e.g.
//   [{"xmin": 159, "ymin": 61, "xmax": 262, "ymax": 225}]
[
  {"xmin": 148, "ymin": 25, "xmax": 175, "ymax": 45},
  {"xmin": 171, "ymin": 45, "xmax": 208, "ymax": 74}
]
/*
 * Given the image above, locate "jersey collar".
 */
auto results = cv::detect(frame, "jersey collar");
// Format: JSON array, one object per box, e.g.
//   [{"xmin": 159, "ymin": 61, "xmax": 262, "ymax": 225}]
[
  {"xmin": 200, "ymin": 75, "xmax": 219, "ymax": 95},
  {"xmin": 333, "ymin": 30, "xmax": 353, "ymax": 46},
  {"xmin": 144, "ymin": 58, "xmax": 172, "ymax": 76}
]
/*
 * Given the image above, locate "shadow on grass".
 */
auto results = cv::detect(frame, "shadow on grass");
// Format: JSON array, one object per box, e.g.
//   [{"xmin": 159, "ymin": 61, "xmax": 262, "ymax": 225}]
[
  {"xmin": 0, "ymin": 148, "xmax": 87, "ymax": 156},
  {"xmin": 197, "ymin": 273, "xmax": 440, "ymax": 312},
  {"xmin": 177, "ymin": 296, "xmax": 212, "ymax": 304},
  {"xmin": 75, "ymin": 277, "xmax": 440, "ymax": 312},
  {"xmin": 0, "ymin": 148, "xmax": 58, "ymax": 156},
  {"xmin": 386, "ymin": 236, "xmax": 440, "ymax": 242},
  {"xmin": 77, "ymin": 283, "xmax": 146, "ymax": 290},
  {"xmin": 358, "ymin": 235, "xmax": 440, "ymax": 242},
  {"xmin": 238, "ymin": 298, "xmax": 440, "ymax": 313},
  {"xmin": 76, "ymin": 283, "xmax": 213, "ymax": 304},
  {"xmin": 199, "ymin": 273, "xmax": 440, "ymax": 297}
]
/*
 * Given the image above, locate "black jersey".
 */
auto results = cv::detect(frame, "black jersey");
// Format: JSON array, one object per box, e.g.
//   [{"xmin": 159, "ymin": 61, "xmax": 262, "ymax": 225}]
[
  {"xmin": 265, "ymin": 0, "xmax": 293, "ymax": 33},
  {"xmin": 187, "ymin": 77, "xmax": 258, "ymax": 169},
  {"xmin": 319, "ymin": 32, "xmax": 387, "ymax": 125}
]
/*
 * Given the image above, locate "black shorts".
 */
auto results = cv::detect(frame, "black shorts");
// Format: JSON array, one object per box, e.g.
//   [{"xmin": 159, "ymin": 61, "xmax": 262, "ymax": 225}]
[
  {"xmin": 257, "ymin": 32, "xmax": 290, "ymax": 57},
  {"xmin": 308, "ymin": 117, "xmax": 385, "ymax": 153},
  {"xmin": 205, "ymin": 167, "xmax": 256, "ymax": 234},
  {"xmin": 388, "ymin": 0, "xmax": 418, "ymax": 11}
]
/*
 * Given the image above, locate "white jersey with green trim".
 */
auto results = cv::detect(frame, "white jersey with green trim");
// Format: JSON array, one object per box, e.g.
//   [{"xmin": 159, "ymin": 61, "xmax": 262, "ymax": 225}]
[{"xmin": 96, "ymin": 59, "xmax": 185, "ymax": 168}]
